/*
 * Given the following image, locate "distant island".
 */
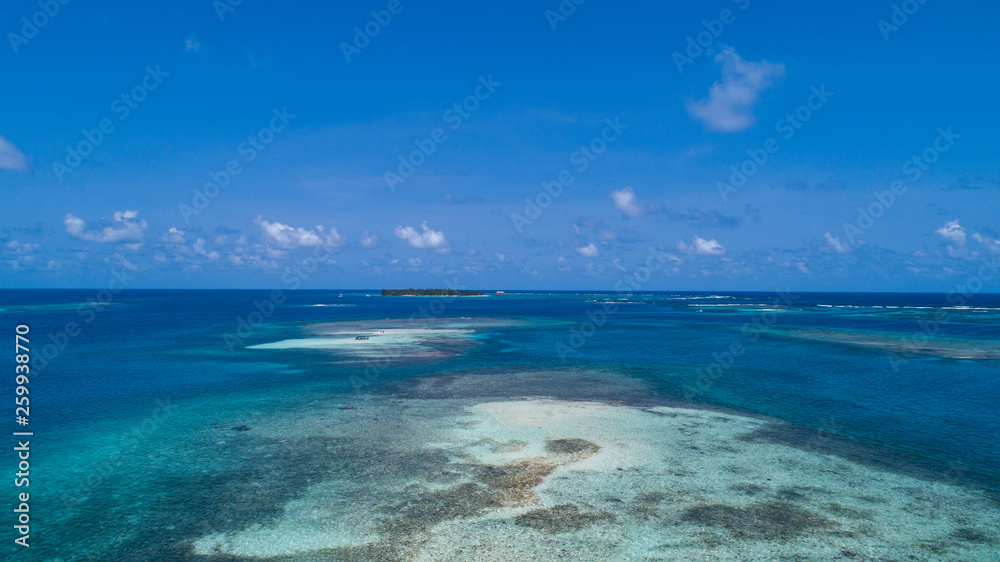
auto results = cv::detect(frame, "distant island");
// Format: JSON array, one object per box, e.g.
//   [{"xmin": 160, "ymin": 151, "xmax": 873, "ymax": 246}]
[{"xmin": 381, "ymin": 288, "xmax": 486, "ymax": 296}]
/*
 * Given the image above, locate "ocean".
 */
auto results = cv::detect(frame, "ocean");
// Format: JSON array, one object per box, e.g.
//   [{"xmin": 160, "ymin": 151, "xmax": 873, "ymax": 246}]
[{"xmin": 2, "ymin": 289, "xmax": 999, "ymax": 559}]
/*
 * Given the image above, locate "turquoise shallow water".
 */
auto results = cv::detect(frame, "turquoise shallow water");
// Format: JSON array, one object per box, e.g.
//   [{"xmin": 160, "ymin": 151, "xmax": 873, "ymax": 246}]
[{"xmin": 2, "ymin": 290, "xmax": 999, "ymax": 559}]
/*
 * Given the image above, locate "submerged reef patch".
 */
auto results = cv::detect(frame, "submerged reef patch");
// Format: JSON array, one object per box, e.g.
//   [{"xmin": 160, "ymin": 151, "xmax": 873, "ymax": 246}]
[
  {"xmin": 544, "ymin": 438, "xmax": 601, "ymax": 456},
  {"xmin": 186, "ymin": 398, "xmax": 1000, "ymax": 560},
  {"xmin": 382, "ymin": 482, "xmax": 494, "ymax": 537},
  {"xmin": 477, "ymin": 459, "xmax": 559, "ymax": 507},
  {"xmin": 514, "ymin": 503, "xmax": 615, "ymax": 534},
  {"xmin": 681, "ymin": 501, "xmax": 835, "ymax": 540},
  {"xmin": 950, "ymin": 527, "xmax": 997, "ymax": 544}
]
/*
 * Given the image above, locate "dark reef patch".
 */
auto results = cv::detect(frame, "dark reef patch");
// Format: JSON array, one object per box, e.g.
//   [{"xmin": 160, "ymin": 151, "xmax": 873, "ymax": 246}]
[
  {"xmin": 853, "ymin": 494, "xmax": 887, "ymax": 504},
  {"xmin": 514, "ymin": 503, "xmax": 615, "ymax": 534},
  {"xmin": 951, "ymin": 527, "xmax": 997, "ymax": 544},
  {"xmin": 681, "ymin": 501, "xmax": 834, "ymax": 540},
  {"xmin": 381, "ymin": 482, "xmax": 493, "ymax": 538},
  {"xmin": 729, "ymin": 483, "xmax": 768, "ymax": 496},
  {"xmin": 545, "ymin": 438, "xmax": 601, "ymax": 456},
  {"xmin": 628, "ymin": 491, "xmax": 677, "ymax": 520},
  {"xmin": 476, "ymin": 459, "xmax": 558, "ymax": 506},
  {"xmin": 776, "ymin": 487, "xmax": 809, "ymax": 502},
  {"xmin": 822, "ymin": 502, "xmax": 873, "ymax": 521}
]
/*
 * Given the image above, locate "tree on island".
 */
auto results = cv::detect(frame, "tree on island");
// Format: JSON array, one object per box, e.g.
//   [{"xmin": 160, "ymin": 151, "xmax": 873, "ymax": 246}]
[{"xmin": 381, "ymin": 288, "xmax": 485, "ymax": 296}]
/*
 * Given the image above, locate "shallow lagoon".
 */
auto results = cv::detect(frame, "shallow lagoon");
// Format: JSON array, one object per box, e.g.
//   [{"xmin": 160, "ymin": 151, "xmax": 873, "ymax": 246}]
[{"xmin": 3, "ymin": 290, "xmax": 999, "ymax": 559}]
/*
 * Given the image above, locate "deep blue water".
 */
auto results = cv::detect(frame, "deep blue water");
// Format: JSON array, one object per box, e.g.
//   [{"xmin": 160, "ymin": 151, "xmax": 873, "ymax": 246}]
[{"xmin": 2, "ymin": 289, "xmax": 999, "ymax": 557}]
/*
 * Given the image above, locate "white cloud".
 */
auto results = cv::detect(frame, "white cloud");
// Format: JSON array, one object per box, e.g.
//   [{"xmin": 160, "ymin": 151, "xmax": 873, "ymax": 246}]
[
  {"xmin": 824, "ymin": 232, "xmax": 850, "ymax": 254},
  {"xmin": 575, "ymin": 243, "xmax": 599, "ymax": 257},
  {"xmin": 797, "ymin": 262, "xmax": 811, "ymax": 274},
  {"xmin": 224, "ymin": 253, "xmax": 276, "ymax": 269},
  {"xmin": 408, "ymin": 257, "xmax": 422, "ymax": 267},
  {"xmin": 263, "ymin": 246, "xmax": 288, "ymax": 259},
  {"xmin": 4, "ymin": 240, "xmax": 38, "ymax": 254},
  {"xmin": 936, "ymin": 220, "xmax": 966, "ymax": 246},
  {"xmin": 677, "ymin": 236, "xmax": 726, "ymax": 255},
  {"xmin": 64, "ymin": 210, "xmax": 147, "ymax": 243},
  {"xmin": 359, "ymin": 231, "xmax": 379, "ymax": 248},
  {"xmin": 686, "ymin": 48, "xmax": 785, "ymax": 132},
  {"xmin": 192, "ymin": 238, "xmax": 220, "ymax": 260},
  {"xmin": 972, "ymin": 233, "xmax": 1000, "ymax": 254},
  {"xmin": 254, "ymin": 216, "xmax": 344, "ymax": 250},
  {"xmin": 162, "ymin": 227, "xmax": 187, "ymax": 244},
  {"xmin": 394, "ymin": 221, "xmax": 449, "ymax": 252},
  {"xmin": 0, "ymin": 136, "xmax": 27, "ymax": 171},
  {"xmin": 610, "ymin": 187, "xmax": 646, "ymax": 217}
]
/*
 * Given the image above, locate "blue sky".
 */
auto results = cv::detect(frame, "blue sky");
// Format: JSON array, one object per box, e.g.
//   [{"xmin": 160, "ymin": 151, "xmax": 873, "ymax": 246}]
[{"xmin": 2, "ymin": 0, "xmax": 999, "ymax": 290}]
